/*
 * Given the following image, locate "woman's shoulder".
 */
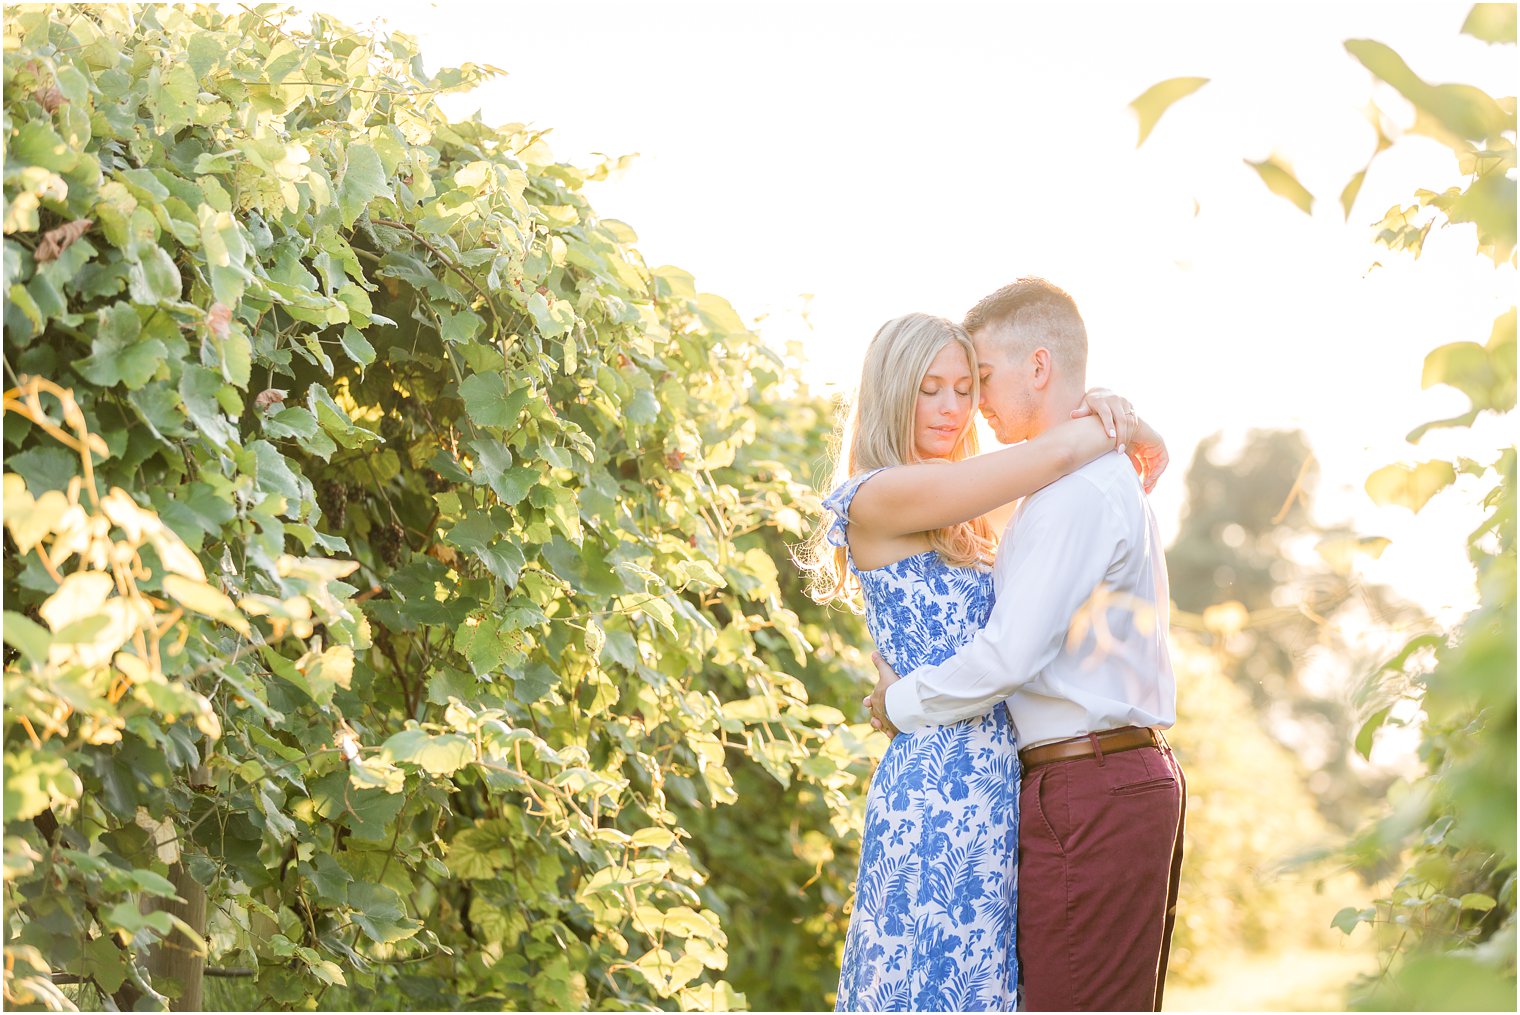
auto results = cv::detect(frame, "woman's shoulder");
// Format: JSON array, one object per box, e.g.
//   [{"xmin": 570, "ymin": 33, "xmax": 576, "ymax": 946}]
[{"xmin": 821, "ymin": 466, "xmax": 894, "ymax": 542}]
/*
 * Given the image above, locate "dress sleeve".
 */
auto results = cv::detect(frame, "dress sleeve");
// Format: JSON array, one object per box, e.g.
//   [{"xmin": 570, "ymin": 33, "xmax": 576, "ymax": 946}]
[{"xmin": 821, "ymin": 466, "xmax": 892, "ymax": 550}]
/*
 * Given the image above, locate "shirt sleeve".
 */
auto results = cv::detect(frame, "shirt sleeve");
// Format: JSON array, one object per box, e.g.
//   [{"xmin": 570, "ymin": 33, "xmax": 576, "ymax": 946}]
[{"xmin": 883, "ymin": 474, "xmax": 1127, "ymax": 732}]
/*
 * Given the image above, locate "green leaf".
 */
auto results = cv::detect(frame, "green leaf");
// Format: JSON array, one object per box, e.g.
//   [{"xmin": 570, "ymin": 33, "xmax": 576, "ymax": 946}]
[
  {"xmin": 1461, "ymin": 3, "xmax": 1517, "ymax": 44},
  {"xmin": 1458, "ymin": 892, "xmax": 1497, "ymax": 911},
  {"xmin": 446, "ymin": 826, "xmax": 509, "ymax": 880},
  {"xmin": 4, "ymin": 749, "xmax": 80, "ymax": 821},
  {"xmin": 75, "ymin": 303, "xmax": 167, "ymax": 390},
  {"xmin": 307, "ymin": 383, "xmax": 379, "ymax": 449},
  {"xmin": 180, "ymin": 365, "xmax": 240, "ymax": 449},
  {"xmin": 670, "ymin": 559, "xmax": 726, "ymax": 590},
  {"xmin": 1130, "ymin": 76, "xmax": 1210, "ymax": 147},
  {"xmin": 467, "ymin": 439, "xmax": 538, "ymax": 504},
  {"xmin": 347, "ymin": 882, "xmax": 420, "ymax": 944},
  {"xmin": 248, "ymin": 440, "xmax": 304, "ymax": 508},
  {"xmin": 11, "ymin": 121, "xmax": 79, "ymax": 173},
  {"xmin": 383, "ymin": 728, "xmax": 476, "ymax": 775},
  {"xmin": 338, "ymin": 325, "xmax": 376, "ymax": 369},
  {"xmin": 130, "ymin": 868, "xmax": 181, "ymax": 898},
  {"xmin": 338, "ymin": 144, "xmax": 391, "ymax": 228},
  {"xmin": 127, "ymin": 245, "xmax": 182, "ymax": 304},
  {"xmin": 348, "ymin": 756, "xmax": 406, "ymax": 793},
  {"xmin": 1355, "ymin": 706, "xmax": 1391, "ymax": 760},
  {"xmin": 447, "ymin": 512, "xmax": 527, "ymax": 586},
  {"xmin": 309, "ymin": 771, "xmax": 404, "ymax": 840},
  {"xmin": 1365, "ymin": 460, "xmax": 1457, "ymax": 511},
  {"xmin": 527, "ymin": 291, "xmax": 575, "ymax": 339},
  {"xmin": 103, "ymin": 902, "xmax": 173, "ymax": 941},
  {"xmin": 3, "ymin": 611, "xmax": 52, "ymax": 666},
  {"xmin": 1245, "ymin": 156, "xmax": 1314, "ymax": 215},
  {"xmin": 187, "ymin": 33, "xmax": 223, "ymax": 77},
  {"xmin": 459, "ymin": 373, "xmax": 531, "ymax": 429},
  {"xmin": 155, "ymin": 64, "xmax": 199, "ymax": 128},
  {"xmin": 439, "ymin": 309, "xmax": 485, "ymax": 345},
  {"xmin": 1330, "ymin": 906, "xmax": 1370, "ymax": 934},
  {"xmin": 304, "ymin": 854, "xmax": 352, "ymax": 903},
  {"xmin": 456, "ymin": 614, "xmax": 512, "ymax": 674},
  {"xmin": 626, "ymin": 387, "xmax": 660, "ymax": 425},
  {"xmin": 263, "ymin": 406, "xmax": 320, "ymax": 442}
]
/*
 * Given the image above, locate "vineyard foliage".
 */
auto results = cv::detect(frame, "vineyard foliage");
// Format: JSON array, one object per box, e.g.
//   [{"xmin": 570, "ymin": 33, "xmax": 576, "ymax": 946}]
[
  {"xmin": 0, "ymin": 5, "xmax": 877, "ymax": 1010},
  {"xmin": 1335, "ymin": 11, "xmax": 1516, "ymax": 1011},
  {"xmin": 1148, "ymin": 4, "xmax": 1517, "ymax": 1009}
]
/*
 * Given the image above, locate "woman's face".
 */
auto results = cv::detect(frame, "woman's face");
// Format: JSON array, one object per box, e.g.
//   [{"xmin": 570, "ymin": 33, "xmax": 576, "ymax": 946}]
[{"xmin": 913, "ymin": 342, "xmax": 976, "ymax": 460}]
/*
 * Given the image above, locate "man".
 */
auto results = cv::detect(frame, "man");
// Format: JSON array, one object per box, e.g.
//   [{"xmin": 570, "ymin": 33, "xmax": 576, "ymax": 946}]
[{"xmin": 866, "ymin": 278, "xmax": 1185, "ymax": 1012}]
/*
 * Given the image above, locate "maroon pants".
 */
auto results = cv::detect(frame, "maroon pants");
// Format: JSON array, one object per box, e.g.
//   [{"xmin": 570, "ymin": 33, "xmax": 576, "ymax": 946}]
[{"xmin": 1016, "ymin": 741, "xmax": 1186, "ymax": 1011}]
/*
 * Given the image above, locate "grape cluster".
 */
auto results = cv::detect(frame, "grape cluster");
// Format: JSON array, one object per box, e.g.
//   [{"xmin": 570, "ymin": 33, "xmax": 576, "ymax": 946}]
[
  {"xmin": 318, "ymin": 479, "xmax": 348, "ymax": 528},
  {"xmin": 372, "ymin": 520, "xmax": 407, "ymax": 568}
]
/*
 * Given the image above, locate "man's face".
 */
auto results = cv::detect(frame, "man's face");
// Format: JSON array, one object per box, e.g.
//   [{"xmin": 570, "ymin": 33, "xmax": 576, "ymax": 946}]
[{"xmin": 972, "ymin": 328, "xmax": 1036, "ymax": 444}]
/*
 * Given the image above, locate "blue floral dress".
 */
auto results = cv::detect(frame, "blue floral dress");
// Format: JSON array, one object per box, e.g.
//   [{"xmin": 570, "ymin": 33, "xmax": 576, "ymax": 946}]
[{"xmin": 827, "ymin": 467, "xmax": 1020, "ymax": 1012}]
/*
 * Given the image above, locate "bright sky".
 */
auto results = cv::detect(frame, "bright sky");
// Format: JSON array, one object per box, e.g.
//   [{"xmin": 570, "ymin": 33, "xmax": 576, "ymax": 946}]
[{"xmin": 299, "ymin": 0, "xmax": 1515, "ymax": 623}]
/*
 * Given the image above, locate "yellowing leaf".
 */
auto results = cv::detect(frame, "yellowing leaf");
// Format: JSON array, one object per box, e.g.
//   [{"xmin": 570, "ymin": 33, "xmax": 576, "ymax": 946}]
[
  {"xmin": 1317, "ymin": 534, "xmax": 1393, "ymax": 574},
  {"xmin": 39, "ymin": 572, "xmax": 115, "ymax": 633},
  {"xmin": 1340, "ymin": 169, "xmax": 1367, "ymax": 221},
  {"xmin": 149, "ymin": 529, "xmax": 208, "ymax": 581},
  {"xmin": 163, "ymin": 573, "xmax": 250, "ymax": 635},
  {"xmin": 1422, "ymin": 341, "xmax": 1504, "ymax": 410},
  {"xmin": 1365, "ymin": 460, "xmax": 1456, "ymax": 511},
  {"xmin": 5, "ymin": 487, "xmax": 68, "ymax": 554},
  {"xmin": 1462, "ymin": 4, "xmax": 1517, "ymax": 45},
  {"xmin": 1245, "ymin": 156, "xmax": 1315, "ymax": 215},
  {"xmin": 1129, "ymin": 76, "xmax": 1210, "ymax": 147},
  {"xmin": 630, "ymin": 827, "xmax": 676, "ymax": 850}
]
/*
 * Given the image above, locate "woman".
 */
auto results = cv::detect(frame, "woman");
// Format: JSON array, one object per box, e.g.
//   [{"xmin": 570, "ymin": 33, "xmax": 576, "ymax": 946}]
[{"xmin": 802, "ymin": 313, "xmax": 1165, "ymax": 1012}]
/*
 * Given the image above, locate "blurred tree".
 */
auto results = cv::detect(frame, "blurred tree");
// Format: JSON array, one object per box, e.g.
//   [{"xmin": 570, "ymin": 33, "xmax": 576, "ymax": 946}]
[
  {"xmin": 1168, "ymin": 429, "xmax": 1423, "ymax": 829},
  {"xmin": 1165, "ymin": 633, "xmax": 1371, "ymax": 985}
]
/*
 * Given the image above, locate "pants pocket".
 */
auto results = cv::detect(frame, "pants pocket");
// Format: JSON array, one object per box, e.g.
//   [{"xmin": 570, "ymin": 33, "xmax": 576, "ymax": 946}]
[
  {"xmin": 1103, "ymin": 748, "xmax": 1177, "ymax": 796},
  {"xmin": 1029, "ymin": 765, "xmax": 1069, "ymax": 856}
]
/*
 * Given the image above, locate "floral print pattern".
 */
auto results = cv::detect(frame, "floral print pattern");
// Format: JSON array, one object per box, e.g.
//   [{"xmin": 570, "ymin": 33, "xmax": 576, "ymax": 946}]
[{"xmin": 826, "ymin": 469, "xmax": 1020, "ymax": 1012}]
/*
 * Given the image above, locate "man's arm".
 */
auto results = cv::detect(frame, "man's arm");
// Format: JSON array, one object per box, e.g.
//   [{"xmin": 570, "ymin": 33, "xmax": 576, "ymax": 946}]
[{"xmin": 882, "ymin": 474, "xmax": 1126, "ymax": 732}]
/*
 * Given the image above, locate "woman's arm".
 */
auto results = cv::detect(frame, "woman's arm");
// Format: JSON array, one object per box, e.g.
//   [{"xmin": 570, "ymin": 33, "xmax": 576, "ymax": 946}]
[{"xmin": 851, "ymin": 413, "xmax": 1166, "ymax": 538}]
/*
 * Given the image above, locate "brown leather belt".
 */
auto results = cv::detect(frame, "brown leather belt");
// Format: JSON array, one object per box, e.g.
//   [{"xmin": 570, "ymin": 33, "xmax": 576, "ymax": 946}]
[{"xmin": 1019, "ymin": 725, "xmax": 1163, "ymax": 771}]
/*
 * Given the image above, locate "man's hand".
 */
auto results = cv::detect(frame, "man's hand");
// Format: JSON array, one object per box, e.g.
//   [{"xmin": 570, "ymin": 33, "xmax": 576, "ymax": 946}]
[{"xmin": 863, "ymin": 652, "xmax": 903, "ymax": 739}]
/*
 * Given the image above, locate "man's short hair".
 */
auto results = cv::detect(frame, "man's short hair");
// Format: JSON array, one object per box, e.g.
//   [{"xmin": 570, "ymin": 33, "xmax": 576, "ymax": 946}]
[{"xmin": 963, "ymin": 277, "xmax": 1088, "ymax": 375}]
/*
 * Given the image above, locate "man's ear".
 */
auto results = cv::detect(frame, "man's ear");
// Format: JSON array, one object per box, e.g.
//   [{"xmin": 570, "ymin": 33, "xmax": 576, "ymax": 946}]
[{"xmin": 1030, "ymin": 347, "xmax": 1053, "ymax": 390}]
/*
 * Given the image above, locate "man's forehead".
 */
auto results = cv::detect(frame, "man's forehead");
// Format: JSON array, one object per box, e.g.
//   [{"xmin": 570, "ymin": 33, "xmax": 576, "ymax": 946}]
[{"xmin": 970, "ymin": 328, "xmax": 1011, "ymax": 364}]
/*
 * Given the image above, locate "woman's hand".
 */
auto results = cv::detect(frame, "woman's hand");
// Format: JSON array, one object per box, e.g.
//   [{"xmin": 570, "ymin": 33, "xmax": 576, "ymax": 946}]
[
  {"xmin": 1071, "ymin": 387, "xmax": 1137, "ymax": 450},
  {"xmin": 1127, "ymin": 417, "xmax": 1169, "ymax": 494}
]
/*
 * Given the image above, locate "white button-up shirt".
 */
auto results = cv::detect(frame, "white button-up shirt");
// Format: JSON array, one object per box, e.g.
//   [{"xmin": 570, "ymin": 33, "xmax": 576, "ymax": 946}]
[{"xmin": 883, "ymin": 451, "xmax": 1175, "ymax": 748}]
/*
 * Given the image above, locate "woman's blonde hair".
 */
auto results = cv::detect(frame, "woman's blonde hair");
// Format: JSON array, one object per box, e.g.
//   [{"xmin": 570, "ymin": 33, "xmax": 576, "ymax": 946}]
[{"xmin": 799, "ymin": 313, "xmax": 998, "ymax": 608}]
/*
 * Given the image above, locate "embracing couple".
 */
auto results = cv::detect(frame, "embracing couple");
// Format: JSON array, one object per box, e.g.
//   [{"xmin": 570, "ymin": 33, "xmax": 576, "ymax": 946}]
[{"xmin": 805, "ymin": 279, "xmax": 1185, "ymax": 1012}]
